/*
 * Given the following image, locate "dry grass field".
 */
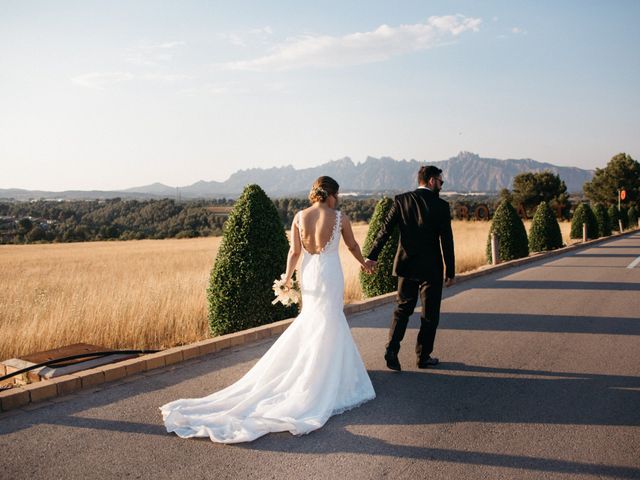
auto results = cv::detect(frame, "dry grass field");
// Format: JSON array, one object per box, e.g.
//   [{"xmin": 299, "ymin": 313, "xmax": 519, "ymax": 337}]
[{"xmin": 0, "ymin": 220, "xmax": 574, "ymax": 361}]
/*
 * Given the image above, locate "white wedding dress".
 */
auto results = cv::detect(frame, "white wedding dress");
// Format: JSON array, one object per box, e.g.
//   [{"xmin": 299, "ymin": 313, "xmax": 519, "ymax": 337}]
[{"xmin": 159, "ymin": 209, "xmax": 376, "ymax": 443}]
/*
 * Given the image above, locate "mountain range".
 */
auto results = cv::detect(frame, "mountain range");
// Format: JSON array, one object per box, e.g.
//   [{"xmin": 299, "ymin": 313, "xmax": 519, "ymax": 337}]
[{"xmin": 1, "ymin": 152, "xmax": 594, "ymax": 201}]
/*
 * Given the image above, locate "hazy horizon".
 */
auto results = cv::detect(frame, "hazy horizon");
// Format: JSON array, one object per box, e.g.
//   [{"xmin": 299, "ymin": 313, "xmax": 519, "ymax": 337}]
[{"xmin": 2, "ymin": 1, "xmax": 639, "ymax": 191}]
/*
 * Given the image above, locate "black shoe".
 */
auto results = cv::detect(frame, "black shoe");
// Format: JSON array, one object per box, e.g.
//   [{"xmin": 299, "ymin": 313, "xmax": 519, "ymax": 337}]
[
  {"xmin": 384, "ymin": 350, "xmax": 402, "ymax": 371},
  {"xmin": 417, "ymin": 356, "xmax": 439, "ymax": 369}
]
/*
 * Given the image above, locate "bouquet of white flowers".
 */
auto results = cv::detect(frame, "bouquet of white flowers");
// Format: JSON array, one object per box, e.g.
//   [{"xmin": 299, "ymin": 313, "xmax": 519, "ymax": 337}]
[{"xmin": 271, "ymin": 274, "xmax": 301, "ymax": 306}]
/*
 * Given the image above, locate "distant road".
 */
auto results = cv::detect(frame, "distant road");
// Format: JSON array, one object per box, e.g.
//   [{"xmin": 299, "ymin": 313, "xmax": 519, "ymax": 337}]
[{"xmin": 1, "ymin": 232, "xmax": 639, "ymax": 479}]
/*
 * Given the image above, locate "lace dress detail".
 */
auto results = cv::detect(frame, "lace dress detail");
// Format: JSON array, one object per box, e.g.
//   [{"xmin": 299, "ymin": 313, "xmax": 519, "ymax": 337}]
[
  {"xmin": 160, "ymin": 208, "xmax": 375, "ymax": 443},
  {"xmin": 297, "ymin": 210, "xmax": 341, "ymax": 255}
]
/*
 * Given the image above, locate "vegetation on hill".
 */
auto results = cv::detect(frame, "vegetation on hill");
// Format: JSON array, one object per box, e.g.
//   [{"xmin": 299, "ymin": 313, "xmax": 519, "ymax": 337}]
[
  {"xmin": 0, "ymin": 197, "xmax": 380, "ymax": 245},
  {"xmin": 0, "ymin": 198, "xmax": 233, "ymax": 244}
]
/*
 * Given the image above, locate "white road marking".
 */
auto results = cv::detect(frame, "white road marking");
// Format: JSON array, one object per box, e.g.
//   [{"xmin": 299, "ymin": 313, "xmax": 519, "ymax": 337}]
[{"xmin": 627, "ymin": 256, "xmax": 640, "ymax": 269}]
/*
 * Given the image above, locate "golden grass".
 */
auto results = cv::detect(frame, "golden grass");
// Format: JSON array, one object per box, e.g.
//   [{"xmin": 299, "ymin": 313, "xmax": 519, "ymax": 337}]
[
  {"xmin": 450, "ymin": 219, "xmax": 576, "ymax": 274},
  {"xmin": 0, "ymin": 238, "xmax": 217, "ymax": 361},
  {"xmin": 0, "ymin": 219, "xmax": 576, "ymax": 361}
]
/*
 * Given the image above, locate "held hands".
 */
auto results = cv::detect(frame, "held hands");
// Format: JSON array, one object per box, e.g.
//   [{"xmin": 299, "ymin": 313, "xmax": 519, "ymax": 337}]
[
  {"xmin": 361, "ymin": 259, "xmax": 377, "ymax": 275},
  {"xmin": 445, "ymin": 277, "xmax": 455, "ymax": 288}
]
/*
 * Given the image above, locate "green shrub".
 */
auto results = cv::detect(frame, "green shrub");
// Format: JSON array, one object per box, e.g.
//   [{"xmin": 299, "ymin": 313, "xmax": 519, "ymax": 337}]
[
  {"xmin": 628, "ymin": 205, "xmax": 638, "ymax": 228},
  {"xmin": 619, "ymin": 206, "xmax": 629, "ymax": 230},
  {"xmin": 528, "ymin": 201, "xmax": 563, "ymax": 252},
  {"xmin": 207, "ymin": 184, "xmax": 296, "ymax": 336},
  {"xmin": 608, "ymin": 205, "xmax": 621, "ymax": 232},
  {"xmin": 570, "ymin": 203, "xmax": 599, "ymax": 239},
  {"xmin": 359, "ymin": 197, "xmax": 399, "ymax": 297},
  {"xmin": 486, "ymin": 200, "xmax": 529, "ymax": 263},
  {"xmin": 593, "ymin": 204, "xmax": 612, "ymax": 237}
]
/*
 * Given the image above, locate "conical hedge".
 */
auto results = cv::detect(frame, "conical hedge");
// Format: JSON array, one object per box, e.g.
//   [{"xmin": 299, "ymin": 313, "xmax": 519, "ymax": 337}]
[
  {"xmin": 608, "ymin": 205, "xmax": 621, "ymax": 232},
  {"xmin": 620, "ymin": 206, "xmax": 629, "ymax": 230},
  {"xmin": 486, "ymin": 200, "xmax": 529, "ymax": 263},
  {"xmin": 207, "ymin": 184, "xmax": 297, "ymax": 336},
  {"xmin": 360, "ymin": 197, "xmax": 399, "ymax": 297},
  {"xmin": 570, "ymin": 203, "xmax": 599, "ymax": 239},
  {"xmin": 628, "ymin": 205, "xmax": 638, "ymax": 228},
  {"xmin": 593, "ymin": 204, "xmax": 612, "ymax": 237},
  {"xmin": 528, "ymin": 201, "xmax": 563, "ymax": 252}
]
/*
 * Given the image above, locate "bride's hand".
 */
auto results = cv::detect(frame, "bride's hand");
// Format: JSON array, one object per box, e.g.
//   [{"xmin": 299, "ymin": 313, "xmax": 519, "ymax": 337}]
[{"xmin": 361, "ymin": 263, "xmax": 374, "ymax": 275}]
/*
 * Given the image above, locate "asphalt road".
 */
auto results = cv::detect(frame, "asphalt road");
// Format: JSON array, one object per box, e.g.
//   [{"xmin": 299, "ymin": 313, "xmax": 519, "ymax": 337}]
[{"xmin": 2, "ymin": 233, "xmax": 639, "ymax": 480}]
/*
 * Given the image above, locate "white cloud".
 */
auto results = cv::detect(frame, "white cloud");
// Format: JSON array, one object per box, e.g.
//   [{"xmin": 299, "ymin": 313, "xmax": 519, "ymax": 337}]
[
  {"xmin": 221, "ymin": 15, "xmax": 481, "ymax": 71},
  {"xmin": 71, "ymin": 71, "xmax": 192, "ymax": 89},
  {"xmin": 178, "ymin": 80, "xmax": 289, "ymax": 97},
  {"xmin": 218, "ymin": 26, "xmax": 274, "ymax": 47},
  {"xmin": 248, "ymin": 26, "xmax": 273, "ymax": 36},
  {"xmin": 511, "ymin": 27, "xmax": 527, "ymax": 35},
  {"xmin": 218, "ymin": 32, "xmax": 247, "ymax": 47},
  {"xmin": 71, "ymin": 72, "xmax": 135, "ymax": 89},
  {"xmin": 124, "ymin": 41, "xmax": 187, "ymax": 66}
]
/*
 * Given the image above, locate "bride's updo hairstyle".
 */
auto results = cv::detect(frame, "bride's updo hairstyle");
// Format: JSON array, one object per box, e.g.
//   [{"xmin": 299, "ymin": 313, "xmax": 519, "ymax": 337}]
[{"xmin": 308, "ymin": 176, "xmax": 339, "ymax": 203}]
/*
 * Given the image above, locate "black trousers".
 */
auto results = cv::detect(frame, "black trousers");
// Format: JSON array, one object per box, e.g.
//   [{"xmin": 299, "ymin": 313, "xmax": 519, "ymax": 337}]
[{"xmin": 386, "ymin": 275, "xmax": 443, "ymax": 361}]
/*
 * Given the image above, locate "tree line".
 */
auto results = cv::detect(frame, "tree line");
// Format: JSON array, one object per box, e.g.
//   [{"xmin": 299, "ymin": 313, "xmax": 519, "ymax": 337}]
[
  {"xmin": 2, "ymin": 152, "xmax": 637, "ymax": 245},
  {"xmin": 0, "ymin": 197, "xmax": 379, "ymax": 245},
  {"xmin": 0, "ymin": 198, "xmax": 233, "ymax": 244}
]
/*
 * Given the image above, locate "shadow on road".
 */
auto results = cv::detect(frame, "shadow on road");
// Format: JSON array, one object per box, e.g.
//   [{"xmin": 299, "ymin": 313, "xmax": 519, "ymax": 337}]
[
  {"xmin": 440, "ymin": 312, "xmax": 640, "ymax": 336},
  {"xmin": 572, "ymin": 253, "xmax": 640, "ymax": 258},
  {"xmin": 350, "ymin": 309, "xmax": 640, "ymax": 336},
  {"xmin": 479, "ymin": 280, "xmax": 640, "ymax": 291},
  {"xmin": 237, "ymin": 367, "xmax": 640, "ymax": 478},
  {"xmin": 3, "ymin": 358, "xmax": 638, "ymax": 477}
]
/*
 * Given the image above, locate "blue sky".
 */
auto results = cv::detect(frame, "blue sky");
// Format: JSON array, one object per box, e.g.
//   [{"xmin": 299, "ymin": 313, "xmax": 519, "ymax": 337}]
[{"xmin": 1, "ymin": 0, "xmax": 639, "ymax": 191}]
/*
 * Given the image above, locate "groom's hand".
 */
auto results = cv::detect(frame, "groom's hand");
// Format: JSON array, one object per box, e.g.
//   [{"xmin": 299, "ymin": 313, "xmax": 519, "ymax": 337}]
[
  {"xmin": 445, "ymin": 277, "xmax": 455, "ymax": 287},
  {"xmin": 363, "ymin": 259, "xmax": 377, "ymax": 274}
]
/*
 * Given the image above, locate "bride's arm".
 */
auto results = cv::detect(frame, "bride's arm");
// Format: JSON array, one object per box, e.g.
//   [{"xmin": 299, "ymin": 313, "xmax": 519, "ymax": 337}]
[
  {"xmin": 284, "ymin": 214, "xmax": 302, "ymax": 287},
  {"xmin": 341, "ymin": 214, "xmax": 372, "ymax": 273}
]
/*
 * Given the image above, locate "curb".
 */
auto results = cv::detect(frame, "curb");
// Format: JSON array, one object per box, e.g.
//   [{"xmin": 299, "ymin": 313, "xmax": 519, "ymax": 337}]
[{"xmin": 2, "ymin": 228, "xmax": 638, "ymax": 414}]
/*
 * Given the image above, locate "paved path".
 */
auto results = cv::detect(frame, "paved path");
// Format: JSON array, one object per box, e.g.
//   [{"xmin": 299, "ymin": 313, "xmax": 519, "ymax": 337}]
[{"xmin": 2, "ymin": 233, "xmax": 640, "ymax": 479}]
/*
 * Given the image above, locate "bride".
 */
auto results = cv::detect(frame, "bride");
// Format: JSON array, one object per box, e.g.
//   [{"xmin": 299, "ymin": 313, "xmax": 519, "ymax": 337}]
[{"xmin": 160, "ymin": 176, "xmax": 376, "ymax": 443}]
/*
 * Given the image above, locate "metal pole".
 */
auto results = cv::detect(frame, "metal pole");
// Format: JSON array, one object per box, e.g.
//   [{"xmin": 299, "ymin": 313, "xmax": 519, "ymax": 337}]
[
  {"xmin": 583, "ymin": 223, "xmax": 587, "ymax": 242},
  {"xmin": 618, "ymin": 189, "xmax": 621, "ymax": 212},
  {"xmin": 491, "ymin": 233, "xmax": 499, "ymax": 265},
  {"xmin": 619, "ymin": 219, "xmax": 624, "ymax": 233}
]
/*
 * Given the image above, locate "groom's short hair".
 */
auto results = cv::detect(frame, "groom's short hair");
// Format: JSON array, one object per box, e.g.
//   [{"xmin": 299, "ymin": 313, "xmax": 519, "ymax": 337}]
[{"xmin": 418, "ymin": 166, "xmax": 442, "ymax": 185}]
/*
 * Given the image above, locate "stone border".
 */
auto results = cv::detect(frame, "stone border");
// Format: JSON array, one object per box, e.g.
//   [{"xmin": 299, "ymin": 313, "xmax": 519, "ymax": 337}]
[{"xmin": 1, "ymin": 227, "xmax": 638, "ymax": 413}]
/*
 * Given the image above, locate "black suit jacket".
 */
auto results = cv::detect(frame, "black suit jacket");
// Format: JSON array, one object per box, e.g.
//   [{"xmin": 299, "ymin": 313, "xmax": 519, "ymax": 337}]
[{"xmin": 368, "ymin": 188, "xmax": 455, "ymax": 281}]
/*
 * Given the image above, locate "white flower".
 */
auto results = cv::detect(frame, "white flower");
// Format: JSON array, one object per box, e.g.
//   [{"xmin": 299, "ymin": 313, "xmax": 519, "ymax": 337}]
[{"xmin": 272, "ymin": 274, "xmax": 301, "ymax": 306}]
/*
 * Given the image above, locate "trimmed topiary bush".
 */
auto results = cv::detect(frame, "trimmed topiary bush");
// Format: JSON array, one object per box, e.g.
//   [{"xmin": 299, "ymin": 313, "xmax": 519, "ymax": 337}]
[
  {"xmin": 360, "ymin": 197, "xmax": 399, "ymax": 298},
  {"xmin": 620, "ymin": 206, "xmax": 629, "ymax": 230},
  {"xmin": 608, "ymin": 205, "xmax": 621, "ymax": 232},
  {"xmin": 486, "ymin": 200, "xmax": 529, "ymax": 263},
  {"xmin": 570, "ymin": 203, "xmax": 599, "ymax": 239},
  {"xmin": 593, "ymin": 204, "xmax": 612, "ymax": 237},
  {"xmin": 207, "ymin": 184, "xmax": 297, "ymax": 336},
  {"xmin": 628, "ymin": 205, "xmax": 638, "ymax": 228},
  {"xmin": 528, "ymin": 201, "xmax": 563, "ymax": 252}
]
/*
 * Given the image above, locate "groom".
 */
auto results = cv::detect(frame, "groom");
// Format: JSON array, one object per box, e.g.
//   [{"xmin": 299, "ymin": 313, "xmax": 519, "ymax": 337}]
[{"xmin": 365, "ymin": 166, "xmax": 455, "ymax": 371}]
